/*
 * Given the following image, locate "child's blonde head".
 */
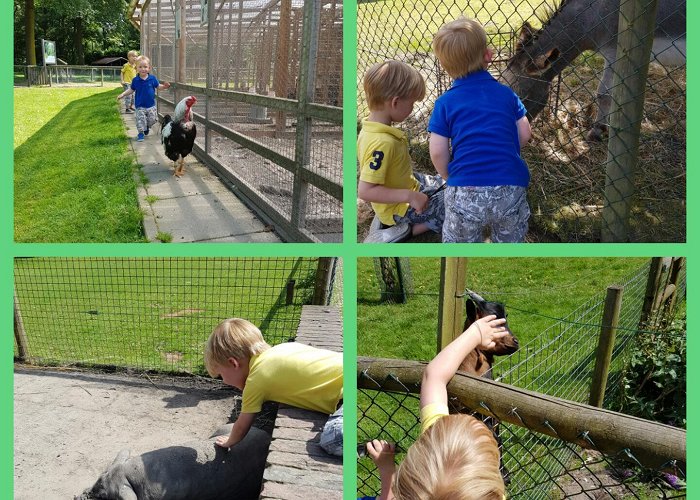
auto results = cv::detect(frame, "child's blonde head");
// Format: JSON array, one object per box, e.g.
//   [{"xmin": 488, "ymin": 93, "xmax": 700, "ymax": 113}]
[
  {"xmin": 433, "ymin": 18, "xmax": 488, "ymax": 79},
  {"xmin": 204, "ymin": 318, "xmax": 270, "ymax": 376},
  {"xmin": 363, "ymin": 60, "xmax": 426, "ymax": 111},
  {"xmin": 127, "ymin": 50, "xmax": 139, "ymax": 58},
  {"xmin": 135, "ymin": 55, "xmax": 151, "ymax": 68},
  {"xmin": 393, "ymin": 414, "xmax": 505, "ymax": 500}
]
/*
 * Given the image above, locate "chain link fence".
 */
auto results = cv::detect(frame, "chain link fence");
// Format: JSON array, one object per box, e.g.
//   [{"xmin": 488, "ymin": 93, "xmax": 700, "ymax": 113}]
[
  {"xmin": 357, "ymin": 0, "xmax": 685, "ymax": 242},
  {"xmin": 134, "ymin": 0, "xmax": 342, "ymax": 242},
  {"xmin": 14, "ymin": 257, "xmax": 338, "ymax": 374},
  {"xmin": 357, "ymin": 259, "xmax": 686, "ymax": 498}
]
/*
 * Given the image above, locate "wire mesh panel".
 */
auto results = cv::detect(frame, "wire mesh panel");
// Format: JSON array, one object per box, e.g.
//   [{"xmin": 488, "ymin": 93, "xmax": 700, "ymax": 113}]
[
  {"xmin": 357, "ymin": 0, "xmax": 685, "ymax": 242},
  {"xmin": 138, "ymin": 0, "xmax": 342, "ymax": 242},
  {"xmin": 13, "ymin": 257, "xmax": 327, "ymax": 374}
]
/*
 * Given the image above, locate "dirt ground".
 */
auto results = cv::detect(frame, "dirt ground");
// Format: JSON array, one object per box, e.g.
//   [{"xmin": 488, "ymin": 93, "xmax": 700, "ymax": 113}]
[{"xmin": 14, "ymin": 366, "xmax": 247, "ymax": 500}]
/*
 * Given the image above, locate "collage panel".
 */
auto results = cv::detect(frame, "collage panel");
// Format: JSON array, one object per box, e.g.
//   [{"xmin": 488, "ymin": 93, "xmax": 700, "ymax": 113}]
[
  {"xmin": 14, "ymin": 0, "xmax": 342, "ymax": 244},
  {"xmin": 357, "ymin": 257, "xmax": 686, "ymax": 498},
  {"xmin": 13, "ymin": 257, "xmax": 343, "ymax": 499},
  {"xmin": 356, "ymin": 1, "xmax": 685, "ymax": 244}
]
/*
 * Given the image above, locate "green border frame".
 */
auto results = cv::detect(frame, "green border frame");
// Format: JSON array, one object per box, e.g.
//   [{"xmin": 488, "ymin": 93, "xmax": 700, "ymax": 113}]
[{"xmin": 2, "ymin": 0, "xmax": 696, "ymax": 498}]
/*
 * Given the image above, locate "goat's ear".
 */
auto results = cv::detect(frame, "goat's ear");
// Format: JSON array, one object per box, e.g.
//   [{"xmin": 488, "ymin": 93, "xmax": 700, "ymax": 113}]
[
  {"xmin": 466, "ymin": 299, "xmax": 478, "ymax": 324},
  {"xmin": 525, "ymin": 47, "xmax": 560, "ymax": 76}
]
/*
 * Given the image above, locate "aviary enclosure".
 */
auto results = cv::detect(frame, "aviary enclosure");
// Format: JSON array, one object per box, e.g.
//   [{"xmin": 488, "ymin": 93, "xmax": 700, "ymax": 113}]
[{"xmin": 132, "ymin": 0, "xmax": 343, "ymax": 242}]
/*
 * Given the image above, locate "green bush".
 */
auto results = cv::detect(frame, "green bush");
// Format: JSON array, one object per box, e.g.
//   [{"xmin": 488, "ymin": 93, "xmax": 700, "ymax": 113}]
[{"xmin": 617, "ymin": 317, "xmax": 686, "ymax": 428}]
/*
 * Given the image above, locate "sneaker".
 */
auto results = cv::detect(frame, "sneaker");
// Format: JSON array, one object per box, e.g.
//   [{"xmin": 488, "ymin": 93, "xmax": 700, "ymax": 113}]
[
  {"xmin": 136, "ymin": 132, "xmax": 145, "ymax": 141},
  {"xmin": 125, "ymin": 108, "xmax": 133, "ymax": 113},
  {"xmin": 364, "ymin": 216, "xmax": 411, "ymax": 243},
  {"xmin": 144, "ymin": 128, "xmax": 149, "ymax": 136}
]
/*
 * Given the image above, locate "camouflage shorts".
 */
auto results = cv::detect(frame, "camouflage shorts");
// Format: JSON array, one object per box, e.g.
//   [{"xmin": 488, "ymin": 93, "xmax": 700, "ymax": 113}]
[
  {"xmin": 135, "ymin": 106, "xmax": 158, "ymax": 133},
  {"xmin": 319, "ymin": 405, "xmax": 343, "ymax": 457},
  {"xmin": 393, "ymin": 172, "xmax": 446, "ymax": 233},
  {"xmin": 442, "ymin": 185, "xmax": 530, "ymax": 243}
]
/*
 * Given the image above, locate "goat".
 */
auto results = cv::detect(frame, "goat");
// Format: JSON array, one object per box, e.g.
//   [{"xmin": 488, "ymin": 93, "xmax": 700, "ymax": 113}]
[{"xmin": 457, "ymin": 290, "xmax": 519, "ymax": 484}]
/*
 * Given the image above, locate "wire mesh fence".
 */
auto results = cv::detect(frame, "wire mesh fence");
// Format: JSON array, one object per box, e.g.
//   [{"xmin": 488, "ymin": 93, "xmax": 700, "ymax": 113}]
[
  {"xmin": 357, "ymin": 258, "xmax": 686, "ymax": 498},
  {"xmin": 14, "ymin": 257, "xmax": 338, "ymax": 374},
  {"xmin": 13, "ymin": 65, "xmax": 123, "ymax": 86},
  {"xmin": 357, "ymin": 0, "xmax": 686, "ymax": 243},
  {"xmin": 135, "ymin": 0, "xmax": 342, "ymax": 242}
]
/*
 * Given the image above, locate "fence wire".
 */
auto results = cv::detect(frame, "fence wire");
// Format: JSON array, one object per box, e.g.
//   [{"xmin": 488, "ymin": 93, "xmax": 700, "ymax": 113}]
[
  {"xmin": 357, "ymin": 0, "xmax": 685, "ymax": 243},
  {"xmin": 14, "ymin": 257, "xmax": 333, "ymax": 374},
  {"xmin": 357, "ymin": 259, "xmax": 686, "ymax": 498},
  {"xmin": 358, "ymin": 372, "xmax": 685, "ymax": 499},
  {"xmin": 139, "ymin": 0, "xmax": 342, "ymax": 242}
]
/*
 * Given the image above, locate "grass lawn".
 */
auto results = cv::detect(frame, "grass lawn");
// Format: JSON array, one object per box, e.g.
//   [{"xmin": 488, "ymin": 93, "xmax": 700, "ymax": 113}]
[
  {"xmin": 14, "ymin": 258, "xmax": 319, "ymax": 374},
  {"xmin": 14, "ymin": 86, "xmax": 146, "ymax": 242}
]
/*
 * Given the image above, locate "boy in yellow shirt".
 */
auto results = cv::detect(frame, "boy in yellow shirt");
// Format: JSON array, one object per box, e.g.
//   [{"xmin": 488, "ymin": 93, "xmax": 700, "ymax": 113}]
[
  {"xmin": 358, "ymin": 60, "xmax": 445, "ymax": 241},
  {"xmin": 205, "ymin": 318, "xmax": 343, "ymax": 456},
  {"xmin": 120, "ymin": 50, "xmax": 138, "ymax": 113}
]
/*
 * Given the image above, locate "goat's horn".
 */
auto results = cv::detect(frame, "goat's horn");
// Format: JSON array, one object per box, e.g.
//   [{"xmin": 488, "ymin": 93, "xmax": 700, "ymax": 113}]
[{"xmin": 465, "ymin": 289, "xmax": 486, "ymax": 303}]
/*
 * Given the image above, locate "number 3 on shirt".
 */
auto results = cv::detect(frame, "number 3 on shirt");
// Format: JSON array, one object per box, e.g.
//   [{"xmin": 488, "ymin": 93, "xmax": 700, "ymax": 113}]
[{"xmin": 369, "ymin": 150, "xmax": 384, "ymax": 170}]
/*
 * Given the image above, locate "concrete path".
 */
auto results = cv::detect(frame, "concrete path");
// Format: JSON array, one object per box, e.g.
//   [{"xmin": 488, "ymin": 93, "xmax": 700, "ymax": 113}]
[{"xmin": 121, "ymin": 110, "xmax": 282, "ymax": 243}]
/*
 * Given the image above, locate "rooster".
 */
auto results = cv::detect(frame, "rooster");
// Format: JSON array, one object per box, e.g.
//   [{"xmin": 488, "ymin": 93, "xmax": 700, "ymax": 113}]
[{"xmin": 161, "ymin": 95, "xmax": 197, "ymax": 177}]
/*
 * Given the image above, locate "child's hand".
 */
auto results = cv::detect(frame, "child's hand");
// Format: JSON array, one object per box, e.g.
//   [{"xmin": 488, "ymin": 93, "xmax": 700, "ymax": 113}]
[
  {"xmin": 366, "ymin": 439, "xmax": 395, "ymax": 473},
  {"xmin": 162, "ymin": 81, "xmax": 171, "ymax": 89},
  {"xmin": 116, "ymin": 94, "xmax": 123, "ymax": 100},
  {"xmin": 408, "ymin": 191, "xmax": 429, "ymax": 214},
  {"xmin": 214, "ymin": 435, "xmax": 235, "ymax": 449},
  {"xmin": 467, "ymin": 315, "xmax": 508, "ymax": 348}
]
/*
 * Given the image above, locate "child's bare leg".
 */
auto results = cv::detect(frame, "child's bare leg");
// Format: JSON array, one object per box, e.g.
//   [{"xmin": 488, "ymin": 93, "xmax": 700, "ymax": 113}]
[{"xmin": 411, "ymin": 222, "xmax": 430, "ymax": 236}]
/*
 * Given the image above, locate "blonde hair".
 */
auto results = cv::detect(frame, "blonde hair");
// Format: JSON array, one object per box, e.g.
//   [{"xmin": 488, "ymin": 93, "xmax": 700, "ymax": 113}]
[
  {"xmin": 204, "ymin": 318, "xmax": 270, "ymax": 377},
  {"xmin": 127, "ymin": 50, "xmax": 139, "ymax": 58},
  {"xmin": 363, "ymin": 60, "xmax": 426, "ymax": 111},
  {"xmin": 135, "ymin": 55, "xmax": 151, "ymax": 67},
  {"xmin": 433, "ymin": 18, "xmax": 488, "ymax": 79},
  {"xmin": 393, "ymin": 414, "xmax": 505, "ymax": 500}
]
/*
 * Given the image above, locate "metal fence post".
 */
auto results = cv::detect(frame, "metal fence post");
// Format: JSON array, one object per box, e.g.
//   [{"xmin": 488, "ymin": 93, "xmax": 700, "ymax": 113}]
[
  {"xmin": 14, "ymin": 291, "xmax": 30, "ymax": 362},
  {"xmin": 589, "ymin": 285, "xmax": 624, "ymax": 407},
  {"xmin": 601, "ymin": 0, "xmax": 660, "ymax": 242},
  {"xmin": 437, "ymin": 257, "xmax": 468, "ymax": 352}
]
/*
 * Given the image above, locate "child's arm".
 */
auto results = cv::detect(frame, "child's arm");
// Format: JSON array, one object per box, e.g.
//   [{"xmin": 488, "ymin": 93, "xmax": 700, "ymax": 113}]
[
  {"xmin": 117, "ymin": 88, "xmax": 134, "ymax": 100},
  {"xmin": 215, "ymin": 412, "xmax": 256, "ymax": 449},
  {"xmin": 517, "ymin": 116, "xmax": 532, "ymax": 148},
  {"xmin": 358, "ymin": 181, "xmax": 429, "ymax": 214},
  {"xmin": 421, "ymin": 315, "xmax": 508, "ymax": 409},
  {"xmin": 429, "ymin": 133, "xmax": 450, "ymax": 179},
  {"xmin": 366, "ymin": 440, "xmax": 396, "ymax": 500},
  {"xmin": 158, "ymin": 81, "xmax": 171, "ymax": 90}
]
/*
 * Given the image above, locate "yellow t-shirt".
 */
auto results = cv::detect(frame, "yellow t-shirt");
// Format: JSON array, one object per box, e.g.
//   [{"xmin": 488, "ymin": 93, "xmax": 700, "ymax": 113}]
[
  {"xmin": 241, "ymin": 342, "xmax": 343, "ymax": 415},
  {"xmin": 420, "ymin": 402, "xmax": 450, "ymax": 434},
  {"xmin": 357, "ymin": 119, "xmax": 420, "ymax": 226},
  {"xmin": 121, "ymin": 62, "xmax": 137, "ymax": 83}
]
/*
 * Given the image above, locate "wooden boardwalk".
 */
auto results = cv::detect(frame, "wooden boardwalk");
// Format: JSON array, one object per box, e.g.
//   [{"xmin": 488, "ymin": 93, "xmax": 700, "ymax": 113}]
[{"xmin": 260, "ymin": 306, "xmax": 343, "ymax": 500}]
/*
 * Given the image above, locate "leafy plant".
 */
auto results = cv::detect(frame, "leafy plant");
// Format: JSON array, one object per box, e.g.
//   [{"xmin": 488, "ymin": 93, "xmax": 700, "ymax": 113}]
[{"xmin": 617, "ymin": 317, "xmax": 686, "ymax": 428}]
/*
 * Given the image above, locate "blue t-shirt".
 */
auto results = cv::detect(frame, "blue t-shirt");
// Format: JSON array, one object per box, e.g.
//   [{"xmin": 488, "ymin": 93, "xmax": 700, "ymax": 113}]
[
  {"xmin": 130, "ymin": 74, "xmax": 160, "ymax": 109},
  {"xmin": 427, "ymin": 70, "xmax": 529, "ymax": 187}
]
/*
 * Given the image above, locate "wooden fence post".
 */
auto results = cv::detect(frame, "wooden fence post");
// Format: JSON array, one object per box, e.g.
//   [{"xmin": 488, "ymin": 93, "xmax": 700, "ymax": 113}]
[
  {"xmin": 661, "ymin": 257, "xmax": 684, "ymax": 324},
  {"xmin": 601, "ymin": 0, "xmax": 659, "ymax": 242},
  {"xmin": 14, "ymin": 291, "xmax": 30, "ymax": 362},
  {"xmin": 312, "ymin": 257, "xmax": 334, "ymax": 305},
  {"xmin": 639, "ymin": 257, "xmax": 663, "ymax": 327},
  {"xmin": 589, "ymin": 285, "xmax": 624, "ymax": 407},
  {"xmin": 437, "ymin": 258, "xmax": 467, "ymax": 353}
]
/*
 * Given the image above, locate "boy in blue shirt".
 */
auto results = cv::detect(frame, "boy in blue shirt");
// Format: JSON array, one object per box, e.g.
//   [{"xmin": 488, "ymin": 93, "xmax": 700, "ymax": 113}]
[
  {"xmin": 117, "ymin": 55, "xmax": 170, "ymax": 141},
  {"xmin": 429, "ymin": 18, "xmax": 532, "ymax": 243}
]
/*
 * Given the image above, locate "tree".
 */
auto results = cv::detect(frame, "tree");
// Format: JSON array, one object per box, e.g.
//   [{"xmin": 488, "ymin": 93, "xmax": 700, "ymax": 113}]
[{"xmin": 24, "ymin": 0, "xmax": 36, "ymax": 65}]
